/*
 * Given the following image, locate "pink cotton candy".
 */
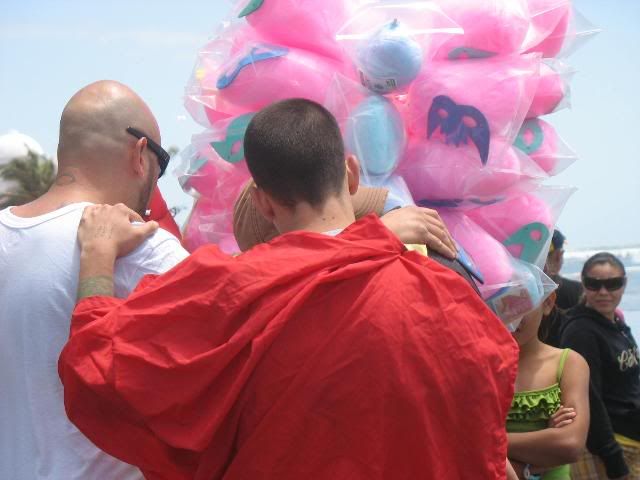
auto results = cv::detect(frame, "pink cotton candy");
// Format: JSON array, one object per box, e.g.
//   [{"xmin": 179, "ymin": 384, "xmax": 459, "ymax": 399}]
[
  {"xmin": 181, "ymin": 155, "xmax": 251, "ymax": 210},
  {"xmin": 239, "ymin": 0, "xmax": 351, "ymax": 60},
  {"xmin": 184, "ymin": 24, "xmax": 268, "ymax": 127},
  {"xmin": 467, "ymin": 193, "xmax": 553, "ymax": 265},
  {"xmin": 432, "ymin": 0, "xmax": 530, "ymax": 58},
  {"xmin": 182, "ymin": 198, "xmax": 239, "ymax": 254},
  {"xmin": 514, "ymin": 118, "xmax": 560, "ymax": 174},
  {"xmin": 441, "ymin": 211, "xmax": 514, "ymax": 298},
  {"xmin": 178, "ymin": 119, "xmax": 253, "ymax": 211},
  {"xmin": 527, "ymin": 62, "xmax": 566, "ymax": 118},
  {"xmin": 398, "ymin": 137, "xmax": 542, "ymax": 203},
  {"xmin": 208, "ymin": 44, "xmax": 343, "ymax": 115},
  {"xmin": 406, "ymin": 55, "xmax": 540, "ymax": 144},
  {"xmin": 523, "ymin": 0, "xmax": 571, "ymax": 57}
]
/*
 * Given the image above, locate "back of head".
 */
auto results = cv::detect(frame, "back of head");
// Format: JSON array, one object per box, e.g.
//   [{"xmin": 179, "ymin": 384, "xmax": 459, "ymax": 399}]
[
  {"xmin": 243, "ymin": 99, "xmax": 346, "ymax": 208},
  {"xmin": 57, "ymin": 80, "xmax": 159, "ymax": 179},
  {"xmin": 551, "ymin": 229, "xmax": 566, "ymax": 252}
]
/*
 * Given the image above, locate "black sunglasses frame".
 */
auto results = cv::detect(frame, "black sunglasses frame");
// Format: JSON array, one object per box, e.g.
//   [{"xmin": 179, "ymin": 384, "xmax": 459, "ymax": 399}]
[
  {"xmin": 126, "ymin": 127, "xmax": 170, "ymax": 177},
  {"xmin": 583, "ymin": 276, "xmax": 627, "ymax": 292}
]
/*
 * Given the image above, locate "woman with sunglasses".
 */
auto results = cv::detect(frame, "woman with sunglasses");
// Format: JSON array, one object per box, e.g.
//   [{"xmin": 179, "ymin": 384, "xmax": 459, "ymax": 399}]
[{"xmin": 561, "ymin": 252, "xmax": 639, "ymax": 480}]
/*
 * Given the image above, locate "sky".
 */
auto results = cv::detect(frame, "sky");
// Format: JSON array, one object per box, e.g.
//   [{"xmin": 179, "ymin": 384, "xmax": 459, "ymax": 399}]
[{"xmin": 1, "ymin": 0, "xmax": 638, "ymax": 249}]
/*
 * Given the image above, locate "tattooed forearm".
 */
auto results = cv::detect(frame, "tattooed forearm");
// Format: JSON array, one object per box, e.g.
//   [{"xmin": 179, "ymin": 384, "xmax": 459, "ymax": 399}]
[{"xmin": 77, "ymin": 275, "xmax": 114, "ymax": 302}]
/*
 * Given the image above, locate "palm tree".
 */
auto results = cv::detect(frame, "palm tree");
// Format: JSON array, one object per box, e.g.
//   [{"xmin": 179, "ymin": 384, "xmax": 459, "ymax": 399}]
[{"xmin": 0, "ymin": 150, "xmax": 56, "ymax": 209}]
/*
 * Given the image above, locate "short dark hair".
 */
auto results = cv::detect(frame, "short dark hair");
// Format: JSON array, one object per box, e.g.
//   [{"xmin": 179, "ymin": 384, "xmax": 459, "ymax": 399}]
[
  {"xmin": 581, "ymin": 252, "xmax": 626, "ymax": 278},
  {"xmin": 243, "ymin": 98, "xmax": 346, "ymax": 208},
  {"xmin": 551, "ymin": 229, "xmax": 566, "ymax": 251}
]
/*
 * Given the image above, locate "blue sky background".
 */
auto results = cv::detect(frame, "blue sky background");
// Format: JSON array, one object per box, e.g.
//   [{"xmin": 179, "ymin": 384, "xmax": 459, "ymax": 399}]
[{"xmin": 1, "ymin": 0, "xmax": 638, "ymax": 249}]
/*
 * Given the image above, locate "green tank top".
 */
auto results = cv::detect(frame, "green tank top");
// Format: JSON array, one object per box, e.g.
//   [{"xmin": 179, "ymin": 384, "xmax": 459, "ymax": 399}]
[{"xmin": 506, "ymin": 349, "xmax": 571, "ymax": 480}]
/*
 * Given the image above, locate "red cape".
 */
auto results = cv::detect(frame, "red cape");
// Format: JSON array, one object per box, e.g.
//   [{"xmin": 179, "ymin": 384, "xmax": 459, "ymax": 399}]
[
  {"xmin": 59, "ymin": 215, "xmax": 518, "ymax": 480},
  {"xmin": 144, "ymin": 187, "xmax": 181, "ymax": 240}
]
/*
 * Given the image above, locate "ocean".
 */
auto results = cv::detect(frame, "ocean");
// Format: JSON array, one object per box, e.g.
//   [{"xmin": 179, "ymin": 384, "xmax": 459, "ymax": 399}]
[{"xmin": 563, "ymin": 246, "xmax": 640, "ymax": 338}]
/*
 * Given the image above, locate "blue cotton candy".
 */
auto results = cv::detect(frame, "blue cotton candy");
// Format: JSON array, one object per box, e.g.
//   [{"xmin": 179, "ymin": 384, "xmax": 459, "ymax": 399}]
[
  {"xmin": 356, "ymin": 19, "xmax": 423, "ymax": 94},
  {"xmin": 345, "ymin": 95, "xmax": 406, "ymax": 178}
]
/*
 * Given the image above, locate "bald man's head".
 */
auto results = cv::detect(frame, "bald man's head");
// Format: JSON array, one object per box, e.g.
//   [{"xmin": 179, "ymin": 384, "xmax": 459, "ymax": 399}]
[
  {"xmin": 57, "ymin": 80, "xmax": 160, "ymax": 168},
  {"xmin": 56, "ymin": 80, "xmax": 163, "ymax": 214}
]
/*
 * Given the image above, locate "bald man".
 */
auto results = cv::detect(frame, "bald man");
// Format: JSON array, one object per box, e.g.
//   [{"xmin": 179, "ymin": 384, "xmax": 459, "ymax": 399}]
[{"xmin": 0, "ymin": 81, "xmax": 188, "ymax": 479}]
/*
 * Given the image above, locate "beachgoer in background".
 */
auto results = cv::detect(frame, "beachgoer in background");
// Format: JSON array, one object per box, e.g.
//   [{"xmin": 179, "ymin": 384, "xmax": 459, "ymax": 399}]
[
  {"xmin": 507, "ymin": 291, "xmax": 590, "ymax": 479},
  {"xmin": 561, "ymin": 252, "xmax": 639, "ymax": 479},
  {"xmin": 539, "ymin": 299, "xmax": 570, "ymax": 348},
  {"xmin": 59, "ymin": 99, "xmax": 518, "ymax": 479},
  {"xmin": 546, "ymin": 229, "xmax": 583, "ymax": 310},
  {"xmin": 0, "ymin": 80, "xmax": 189, "ymax": 479}
]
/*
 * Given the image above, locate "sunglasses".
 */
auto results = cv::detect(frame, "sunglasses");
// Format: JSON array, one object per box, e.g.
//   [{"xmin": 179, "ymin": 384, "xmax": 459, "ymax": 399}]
[
  {"xmin": 583, "ymin": 276, "xmax": 626, "ymax": 292},
  {"xmin": 126, "ymin": 127, "xmax": 170, "ymax": 177}
]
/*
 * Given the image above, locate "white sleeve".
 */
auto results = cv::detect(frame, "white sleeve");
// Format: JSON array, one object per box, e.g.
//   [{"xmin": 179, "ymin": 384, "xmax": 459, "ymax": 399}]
[{"xmin": 113, "ymin": 229, "xmax": 189, "ymax": 297}]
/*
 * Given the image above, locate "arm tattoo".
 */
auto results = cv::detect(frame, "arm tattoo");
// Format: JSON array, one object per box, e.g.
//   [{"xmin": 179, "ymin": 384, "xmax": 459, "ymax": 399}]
[{"xmin": 77, "ymin": 275, "xmax": 114, "ymax": 302}]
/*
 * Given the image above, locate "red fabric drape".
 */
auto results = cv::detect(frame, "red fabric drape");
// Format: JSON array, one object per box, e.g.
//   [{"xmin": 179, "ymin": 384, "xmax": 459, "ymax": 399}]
[
  {"xmin": 60, "ymin": 215, "xmax": 518, "ymax": 480},
  {"xmin": 144, "ymin": 187, "xmax": 181, "ymax": 240}
]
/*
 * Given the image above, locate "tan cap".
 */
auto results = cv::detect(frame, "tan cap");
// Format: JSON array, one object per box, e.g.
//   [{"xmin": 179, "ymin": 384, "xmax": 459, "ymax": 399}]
[{"xmin": 233, "ymin": 181, "xmax": 389, "ymax": 251}]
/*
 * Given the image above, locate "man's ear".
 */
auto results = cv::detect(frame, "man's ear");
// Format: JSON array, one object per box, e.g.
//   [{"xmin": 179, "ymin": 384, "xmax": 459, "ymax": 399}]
[
  {"xmin": 131, "ymin": 137, "xmax": 148, "ymax": 178},
  {"xmin": 250, "ymin": 184, "xmax": 276, "ymax": 223},
  {"xmin": 345, "ymin": 154, "xmax": 360, "ymax": 195}
]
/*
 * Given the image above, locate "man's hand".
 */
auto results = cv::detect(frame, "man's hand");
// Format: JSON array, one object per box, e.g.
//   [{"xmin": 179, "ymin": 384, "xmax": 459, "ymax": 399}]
[
  {"xmin": 380, "ymin": 206, "xmax": 457, "ymax": 259},
  {"xmin": 548, "ymin": 406, "xmax": 576, "ymax": 428},
  {"xmin": 78, "ymin": 203, "xmax": 158, "ymax": 258},
  {"xmin": 76, "ymin": 204, "xmax": 158, "ymax": 301}
]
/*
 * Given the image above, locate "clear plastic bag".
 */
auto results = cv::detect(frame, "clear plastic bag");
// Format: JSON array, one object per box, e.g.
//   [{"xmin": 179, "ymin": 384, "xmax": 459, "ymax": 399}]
[
  {"xmin": 441, "ymin": 210, "xmax": 557, "ymax": 325},
  {"xmin": 467, "ymin": 185, "xmax": 575, "ymax": 269},
  {"xmin": 526, "ymin": 59, "xmax": 574, "ymax": 118},
  {"xmin": 233, "ymin": 0, "xmax": 361, "ymax": 60},
  {"xmin": 521, "ymin": 0, "xmax": 572, "ymax": 57},
  {"xmin": 513, "ymin": 117, "xmax": 578, "ymax": 175},
  {"xmin": 184, "ymin": 22, "xmax": 264, "ymax": 127},
  {"xmin": 176, "ymin": 119, "xmax": 253, "ymax": 207},
  {"xmin": 397, "ymin": 136, "xmax": 547, "ymax": 206},
  {"xmin": 433, "ymin": 0, "xmax": 530, "ymax": 59},
  {"xmin": 485, "ymin": 258, "xmax": 558, "ymax": 326},
  {"xmin": 186, "ymin": 40, "xmax": 343, "ymax": 126},
  {"xmin": 182, "ymin": 198, "xmax": 240, "ymax": 254},
  {"xmin": 326, "ymin": 74, "xmax": 407, "ymax": 184},
  {"xmin": 335, "ymin": 1, "xmax": 462, "ymax": 94},
  {"xmin": 523, "ymin": 3, "xmax": 601, "ymax": 58},
  {"xmin": 406, "ymin": 54, "xmax": 542, "ymax": 164}
]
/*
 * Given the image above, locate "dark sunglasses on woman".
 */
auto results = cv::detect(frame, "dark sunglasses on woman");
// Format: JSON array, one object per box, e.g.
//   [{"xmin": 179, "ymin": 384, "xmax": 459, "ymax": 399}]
[{"xmin": 583, "ymin": 276, "xmax": 626, "ymax": 292}]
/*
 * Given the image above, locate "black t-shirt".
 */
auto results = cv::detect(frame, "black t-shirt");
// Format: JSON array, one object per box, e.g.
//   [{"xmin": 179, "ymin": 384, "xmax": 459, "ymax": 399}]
[
  {"xmin": 554, "ymin": 275, "xmax": 583, "ymax": 310},
  {"xmin": 561, "ymin": 306, "xmax": 640, "ymax": 477}
]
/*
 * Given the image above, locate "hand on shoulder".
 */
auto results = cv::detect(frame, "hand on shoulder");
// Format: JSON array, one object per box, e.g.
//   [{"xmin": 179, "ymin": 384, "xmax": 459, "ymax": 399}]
[{"xmin": 78, "ymin": 203, "xmax": 158, "ymax": 259}]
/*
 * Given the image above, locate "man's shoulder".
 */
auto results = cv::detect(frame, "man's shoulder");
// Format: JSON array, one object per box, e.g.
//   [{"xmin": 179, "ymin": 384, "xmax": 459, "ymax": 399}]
[
  {"xmin": 144, "ymin": 226, "xmax": 182, "ymax": 246},
  {"xmin": 117, "ymin": 228, "xmax": 187, "ymax": 272}
]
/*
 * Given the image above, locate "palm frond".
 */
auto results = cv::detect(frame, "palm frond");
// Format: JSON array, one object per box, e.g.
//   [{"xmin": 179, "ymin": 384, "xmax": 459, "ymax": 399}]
[{"xmin": 0, "ymin": 150, "xmax": 56, "ymax": 208}]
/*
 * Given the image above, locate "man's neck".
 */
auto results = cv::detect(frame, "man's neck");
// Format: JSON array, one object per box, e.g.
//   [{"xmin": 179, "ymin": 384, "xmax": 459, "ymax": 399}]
[
  {"xmin": 274, "ymin": 195, "xmax": 357, "ymax": 235},
  {"xmin": 9, "ymin": 185, "xmax": 115, "ymax": 219}
]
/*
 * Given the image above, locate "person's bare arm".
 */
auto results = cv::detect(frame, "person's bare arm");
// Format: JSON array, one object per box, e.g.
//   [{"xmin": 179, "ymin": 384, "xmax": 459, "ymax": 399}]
[
  {"xmin": 508, "ymin": 350, "xmax": 590, "ymax": 467},
  {"xmin": 380, "ymin": 205, "xmax": 457, "ymax": 259},
  {"xmin": 506, "ymin": 459, "xmax": 519, "ymax": 480},
  {"xmin": 76, "ymin": 204, "xmax": 158, "ymax": 301}
]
